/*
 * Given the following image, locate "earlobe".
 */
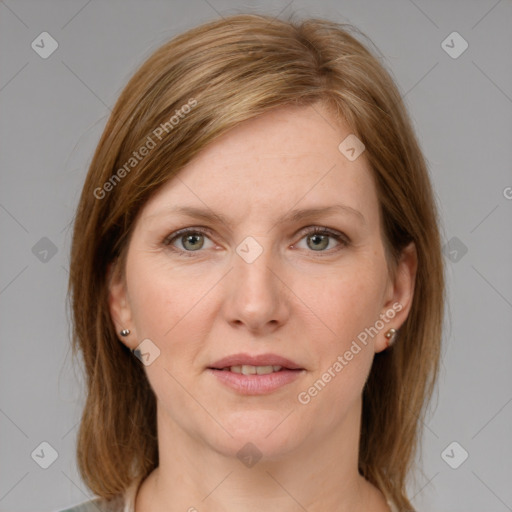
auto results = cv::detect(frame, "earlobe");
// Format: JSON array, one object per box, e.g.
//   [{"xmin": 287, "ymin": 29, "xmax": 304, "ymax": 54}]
[
  {"xmin": 376, "ymin": 241, "xmax": 418, "ymax": 353},
  {"xmin": 107, "ymin": 261, "xmax": 134, "ymax": 346}
]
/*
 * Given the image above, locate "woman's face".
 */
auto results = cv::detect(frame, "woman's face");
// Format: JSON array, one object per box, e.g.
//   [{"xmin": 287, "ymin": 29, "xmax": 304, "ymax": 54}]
[{"xmin": 109, "ymin": 103, "xmax": 416, "ymax": 459}]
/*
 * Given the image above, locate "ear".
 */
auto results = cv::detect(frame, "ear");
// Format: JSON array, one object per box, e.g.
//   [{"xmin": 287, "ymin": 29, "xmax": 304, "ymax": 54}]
[
  {"xmin": 107, "ymin": 260, "xmax": 136, "ymax": 349},
  {"xmin": 375, "ymin": 241, "xmax": 418, "ymax": 353}
]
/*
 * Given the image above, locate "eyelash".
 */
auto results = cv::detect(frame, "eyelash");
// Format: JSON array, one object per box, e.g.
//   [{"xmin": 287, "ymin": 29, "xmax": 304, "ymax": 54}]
[{"xmin": 162, "ymin": 226, "xmax": 350, "ymax": 258}]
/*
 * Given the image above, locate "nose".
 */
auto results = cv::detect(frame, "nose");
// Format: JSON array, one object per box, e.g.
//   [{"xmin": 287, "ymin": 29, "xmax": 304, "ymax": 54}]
[{"xmin": 223, "ymin": 240, "xmax": 290, "ymax": 334}]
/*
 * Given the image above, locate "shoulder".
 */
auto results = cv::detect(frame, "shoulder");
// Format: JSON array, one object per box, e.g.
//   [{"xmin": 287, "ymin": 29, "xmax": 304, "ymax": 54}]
[
  {"xmin": 54, "ymin": 493, "xmax": 124, "ymax": 512},
  {"xmin": 54, "ymin": 497, "xmax": 104, "ymax": 512},
  {"xmin": 387, "ymin": 498, "xmax": 400, "ymax": 512},
  {"xmin": 54, "ymin": 475, "xmax": 143, "ymax": 512}
]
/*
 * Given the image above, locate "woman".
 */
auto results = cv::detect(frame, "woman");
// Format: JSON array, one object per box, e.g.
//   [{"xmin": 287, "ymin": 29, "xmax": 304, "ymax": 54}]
[{"xmin": 59, "ymin": 12, "xmax": 444, "ymax": 512}]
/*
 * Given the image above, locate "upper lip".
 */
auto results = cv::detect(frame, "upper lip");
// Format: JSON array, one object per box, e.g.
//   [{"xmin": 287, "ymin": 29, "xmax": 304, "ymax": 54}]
[{"xmin": 209, "ymin": 353, "xmax": 304, "ymax": 370}]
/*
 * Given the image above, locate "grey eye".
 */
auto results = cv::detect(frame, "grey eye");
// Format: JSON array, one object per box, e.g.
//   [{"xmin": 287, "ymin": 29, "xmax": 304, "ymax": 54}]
[
  {"xmin": 306, "ymin": 233, "xmax": 331, "ymax": 251},
  {"xmin": 180, "ymin": 233, "xmax": 205, "ymax": 251}
]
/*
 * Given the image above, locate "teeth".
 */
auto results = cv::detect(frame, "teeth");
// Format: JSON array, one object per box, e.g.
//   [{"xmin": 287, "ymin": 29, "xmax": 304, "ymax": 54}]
[{"xmin": 227, "ymin": 365, "xmax": 282, "ymax": 375}]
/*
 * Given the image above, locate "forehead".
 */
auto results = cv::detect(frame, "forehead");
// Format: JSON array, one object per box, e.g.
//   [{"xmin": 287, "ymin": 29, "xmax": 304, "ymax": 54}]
[{"xmin": 140, "ymin": 104, "xmax": 379, "ymax": 226}]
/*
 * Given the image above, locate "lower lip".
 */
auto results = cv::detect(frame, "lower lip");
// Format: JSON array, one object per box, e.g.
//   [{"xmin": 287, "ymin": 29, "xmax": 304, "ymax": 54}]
[{"xmin": 206, "ymin": 368, "xmax": 305, "ymax": 395}]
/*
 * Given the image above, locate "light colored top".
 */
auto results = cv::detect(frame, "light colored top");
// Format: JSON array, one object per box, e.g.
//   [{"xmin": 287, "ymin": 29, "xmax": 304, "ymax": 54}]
[
  {"xmin": 55, "ymin": 476, "xmax": 400, "ymax": 512},
  {"xmin": 388, "ymin": 498, "xmax": 400, "ymax": 512},
  {"xmin": 54, "ymin": 476, "xmax": 143, "ymax": 512}
]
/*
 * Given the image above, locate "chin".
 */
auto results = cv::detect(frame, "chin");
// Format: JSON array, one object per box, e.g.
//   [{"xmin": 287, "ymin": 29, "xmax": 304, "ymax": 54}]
[{"xmin": 208, "ymin": 419, "xmax": 304, "ymax": 462}]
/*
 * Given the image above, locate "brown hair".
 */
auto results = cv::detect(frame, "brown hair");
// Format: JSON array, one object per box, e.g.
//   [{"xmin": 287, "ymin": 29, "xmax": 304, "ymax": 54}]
[{"xmin": 68, "ymin": 12, "xmax": 444, "ymax": 510}]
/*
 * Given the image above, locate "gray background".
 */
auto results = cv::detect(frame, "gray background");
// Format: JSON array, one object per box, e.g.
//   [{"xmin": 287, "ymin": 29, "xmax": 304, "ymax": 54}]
[{"xmin": 1, "ymin": 0, "xmax": 511, "ymax": 511}]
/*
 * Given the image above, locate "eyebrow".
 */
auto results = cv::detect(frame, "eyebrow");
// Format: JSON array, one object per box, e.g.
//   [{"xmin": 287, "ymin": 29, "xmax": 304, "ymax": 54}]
[{"xmin": 146, "ymin": 204, "xmax": 366, "ymax": 227}]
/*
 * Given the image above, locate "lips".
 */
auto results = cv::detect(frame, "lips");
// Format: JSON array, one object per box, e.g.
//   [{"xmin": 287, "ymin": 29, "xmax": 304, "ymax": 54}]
[
  {"xmin": 207, "ymin": 353, "xmax": 306, "ymax": 394},
  {"xmin": 208, "ymin": 352, "xmax": 304, "ymax": 371}
]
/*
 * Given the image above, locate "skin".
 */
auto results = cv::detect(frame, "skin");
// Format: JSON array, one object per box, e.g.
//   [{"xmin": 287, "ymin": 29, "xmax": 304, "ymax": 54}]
[{"xmin": 108, "ymin": 102, "xmax": 417, "ymax": 512}]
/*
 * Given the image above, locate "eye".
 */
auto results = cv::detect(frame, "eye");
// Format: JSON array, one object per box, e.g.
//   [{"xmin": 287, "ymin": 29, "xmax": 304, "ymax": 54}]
[
  {"xmin": 294, "ymin": 226, "xmax": 349, "ymax": 254},
  {"xmin": 162, "ymin": 225, "xmax": 350, "ymax": 257},
  {"xmin": 163, "ymin": 227, "xmax": 215, "ymax": 256}
]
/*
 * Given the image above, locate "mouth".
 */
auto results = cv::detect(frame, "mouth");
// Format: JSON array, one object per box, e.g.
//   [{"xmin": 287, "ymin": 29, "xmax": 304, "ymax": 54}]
[
  {"xmin": 207, "ymin": 353, "xmax": 305, "ymax": 395},
  {"xmin": 210, "ymin": 364, "xmax": 300, "ymax": 375},
  {"xmin": 208, "ymin": 352, "xmax": 304, "ymax": 372}
]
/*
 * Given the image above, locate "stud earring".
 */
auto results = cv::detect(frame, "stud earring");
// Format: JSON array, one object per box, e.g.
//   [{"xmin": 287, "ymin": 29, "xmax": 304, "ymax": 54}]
[
  {"xmin": 384, "ymin": 328, "xmax": 397, "ymax": 348},
  {"xmin": 120, "ymin": 329, "xmax": 131, "ymax": 337}
]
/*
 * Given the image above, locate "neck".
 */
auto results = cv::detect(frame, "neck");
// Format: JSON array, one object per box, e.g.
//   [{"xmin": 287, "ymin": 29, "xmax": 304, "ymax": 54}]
[{"xmin": 136, "ymin": 394, "xmax": 389, "ymax": 512}]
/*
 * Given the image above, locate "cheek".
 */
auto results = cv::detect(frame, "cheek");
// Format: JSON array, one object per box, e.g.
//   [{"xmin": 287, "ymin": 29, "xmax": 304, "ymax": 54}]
[
  {"xmin": 126, "ymin": 260, "xmax": 204, "ymax": 394},
  {"xmin": 126, "ymin": 256, "xmax": 214, "ymax": 372},
  {"xmin": 296, "ymin": 269, "xmax": 382, "ymax": 415},
  {"xmin": 297, "ymin": 261, "xmax": 387, "ymax": 345},
  {"xmin": 127, "ymin": 255, "xmax": 191, "ymax": 338}
]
